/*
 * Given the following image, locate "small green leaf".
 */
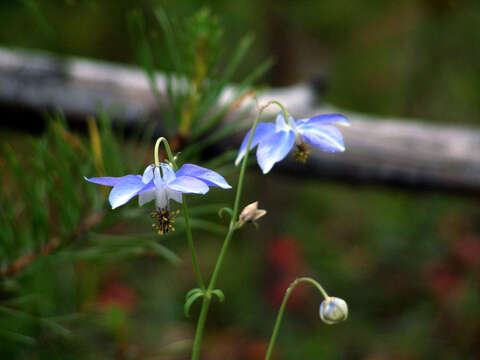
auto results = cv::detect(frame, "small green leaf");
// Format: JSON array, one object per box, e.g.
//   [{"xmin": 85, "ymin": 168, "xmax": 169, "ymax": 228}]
[
  {"xmin": 218, "ymin": 207, "xmax": 233, "ymax": 219},
  {"xmin": 211, "ymin": 289, "xmax": 225, "ymax": 303},
  {"xmin": 185, "ymin": 288, "xmax": 203, "ymax": 301},
  {"xmin": 184, "ymin": 292, "xmax": 204, "ymax": 318}
]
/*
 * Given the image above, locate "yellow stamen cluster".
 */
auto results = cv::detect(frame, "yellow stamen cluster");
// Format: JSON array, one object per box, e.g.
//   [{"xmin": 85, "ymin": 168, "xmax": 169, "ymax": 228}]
[
  {"xmin": 293, "ymin": 141, "xmax": 311, "ymax": 163},
  {"xmin": 150, "ymin": 209, "xmax": 180, "ymax": 236}
]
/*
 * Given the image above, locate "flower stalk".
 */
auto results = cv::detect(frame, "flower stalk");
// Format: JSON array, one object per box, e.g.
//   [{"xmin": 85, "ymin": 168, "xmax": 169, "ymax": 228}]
[
  {"xmin": 264, "ymin": 277, "xmax": 329, "ymax": 360},
  {"xmin": 154, "ymin": 137, "xmax": 205, "ymax": 290},
  {"xmin": 181, "ymin": 196, "xmax": 205, "ymax": 290},
  {"xmin": 154, "ymin": 137, "xmax": 176, "ymax": 169},
  {"xmin": 190, "ymin": 100, "xmax": 286, "ymax": 360}
]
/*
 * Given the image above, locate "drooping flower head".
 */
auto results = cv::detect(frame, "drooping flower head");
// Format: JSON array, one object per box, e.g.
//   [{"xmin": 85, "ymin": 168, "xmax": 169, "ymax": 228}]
[
  {"xmin": 235, "ymin": 112, "xmax": 349, "ymax": 174},
  {"xmin": 85, "ymin": 163, "xmax": 231, "ymax": 235},
  {"xmin": 238, "ymin": 201, "xmax": 267, "ymax": 227},
  {"xmin": 319, "ymin": 296, "xmax": 348, "ymax": 325}
]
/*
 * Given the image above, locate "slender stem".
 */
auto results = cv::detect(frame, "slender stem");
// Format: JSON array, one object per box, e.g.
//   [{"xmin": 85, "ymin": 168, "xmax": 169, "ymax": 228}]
[
  {"xmin": 264, "ymin": 277, "xmax": 329, "ymax": 360},
  {"xmin": 154, "ymin": 137, "xmax": 205, "ymax": 289},
  {"xmin": 154, "ymin": 137, "xmax": 176, "ymax": 168},
  {"xmin": 154, "ymin": 137, "xmax": 161, "ymax": 167},
  {"xmin": 182, "ymin": 196, "xmax": 205, "ymax": 290},
  {"xmin": 268, "ymin": 100, "xmax": 290, "ymax": 123},
  {"xmin": 190, "ymin": 295, "xmax": 211, "ymax": 360},
  {"xmin": 190, "ymin": 100, "xmax": 285, "ymax": 360}
]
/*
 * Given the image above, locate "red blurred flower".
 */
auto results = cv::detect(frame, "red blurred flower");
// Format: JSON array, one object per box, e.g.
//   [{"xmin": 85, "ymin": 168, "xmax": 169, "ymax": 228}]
[
  {"xmin": 242, "ymin": 339, "xmax": 270, "ymax": 360},
  {"xmin": 453, "ymin": 233, "xmax": 480, "ymax": 269},
  {"xmin": 97, "ymin": 281, "xmax": 138, "ymax": 312},
  {"xmin": 267, "ymin": 236, "xmax": 303, "ymax": 273},
  {"xmin": 265, "ymin": 236, "xmax": 308, "ymax": 309},
  {"xmin": 423, "ymin": 262, "xmax": 463, "ymax": 304}
]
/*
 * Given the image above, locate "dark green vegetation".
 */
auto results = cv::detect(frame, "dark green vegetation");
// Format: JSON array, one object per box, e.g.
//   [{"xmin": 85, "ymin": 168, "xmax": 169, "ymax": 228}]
[{"xmin": 2, "ymin": 0, "xmax": 480, "ymax": 123}]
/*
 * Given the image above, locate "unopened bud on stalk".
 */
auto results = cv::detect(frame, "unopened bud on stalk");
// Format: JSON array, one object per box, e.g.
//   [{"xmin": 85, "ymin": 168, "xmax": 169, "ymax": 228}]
[
  {"xmin": 319, "ymin": 297, "xmax": 348, "ymax": 325},
  {"xmin": 238, "ymin": 201, "xmax": 267, "ymax": 227}
]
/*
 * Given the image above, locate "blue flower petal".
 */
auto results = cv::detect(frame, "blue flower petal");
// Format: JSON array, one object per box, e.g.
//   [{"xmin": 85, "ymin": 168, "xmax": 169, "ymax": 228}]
[
  {"xmin": 160, "ymin": 163, "xmax": 176, "ymax": 182},
  {"xmin": 275, "ymin": 112, "xmax": 295, "ymax": 132},
  {"xmin": 84, "ymin": 175, "xmax": 133, "ymax": 187},
  {"xmin": 256, "ymin": 129, "xmax": 295, "ymax": 174},
  {"xmin": 109, "ymin": 175, "xmax": 153, "ymax": 209},
  {"xmin": 142, "ymin": 164, "xmax": 155, "ymax": 183},
  {"xmin": 296, "ymin": 113, "xmax": 350, "ymax": 127},
  {"xmin": 299, "ymin": 125, "xmax": 345, "ymax": 152},
  {"xmin": 235, "ymin": 123, "xmax": 275, "ymax": 166},
  {"xmin": 167, "ymin": 176, "xmax": 210, "ymax": 195},
  {"xmin": 175, "ymin": 164, "xmax": 231, "ymax": 189},
  {"xmin": 153, "ymin": 167, "xmax": 163, "ymax": 186}
]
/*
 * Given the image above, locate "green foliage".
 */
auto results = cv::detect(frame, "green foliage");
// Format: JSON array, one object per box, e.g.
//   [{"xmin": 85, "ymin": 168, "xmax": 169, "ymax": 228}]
[
  {"xmin": 0, "ymin": 105, "xmax": 241, "ymax": 356},
  {"xmin": 184, "ymin": 289, "xmax": 204, "ymax": 318},
  {"xmin": 128, "ymin": 7, "xmax": 272, "ymax": 168},
  {"xmin": 0, "ymin": 115, "xmax": 181, "ymax": 354}
]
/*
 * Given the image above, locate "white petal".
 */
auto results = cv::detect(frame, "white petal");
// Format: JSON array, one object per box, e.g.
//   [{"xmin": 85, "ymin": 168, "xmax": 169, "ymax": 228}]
[
  {"xmin": 167, "ymin": 189, "xmax": 182, "ymax": 204},
  {"xmin": 155, "ymin": 185, "xmax": 168, "ymax": 209},
  {"xmin": 139, "ymin": 188, "xmax": 155, "ymax": 206},
  {"xmin": 153, "ymin": 167, "xmax": 168, "ymax": 209}
]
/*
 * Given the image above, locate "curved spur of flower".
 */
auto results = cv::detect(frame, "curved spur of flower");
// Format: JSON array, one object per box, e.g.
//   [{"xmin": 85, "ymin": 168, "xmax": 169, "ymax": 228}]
[
  {"xmin": 235, "ymin": 112, "xmax": 349, "ymax": 174},
  {"xmin": 85, "ymin": 163, "xmax": 231, "ymax": 210}
]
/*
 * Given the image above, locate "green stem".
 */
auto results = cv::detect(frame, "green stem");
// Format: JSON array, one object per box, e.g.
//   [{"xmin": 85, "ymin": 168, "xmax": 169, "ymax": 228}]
[
  {"xmin": 190, "ymin": 100, "xmax": 285, "ymax": 360},
  {"xmin": 264, "ymin": 277, "xmax": 329, "ymax": 360},
  {"xmin": 154, "ymin": 137, "xmax": 205, "ymax": 289},
  {"xmin": 154, "ymin": 137, "xmax": 176, "ymax": 168},
  {"xmin": 268, "ymin": 100, "xmax": 290, "ymax": 124},
  {"xmin": 190, "ymin": 295, "xmax": 211, "ymax": 360},
  {"xmin": 182, "ymin": 196, "xmax": 205, "ymax": 290}
]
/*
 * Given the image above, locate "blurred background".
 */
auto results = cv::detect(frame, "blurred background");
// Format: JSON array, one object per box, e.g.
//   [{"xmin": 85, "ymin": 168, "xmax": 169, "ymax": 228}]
[{"xmin": 1, "ymin": 0, "xmax": 480, "ymax": 359}]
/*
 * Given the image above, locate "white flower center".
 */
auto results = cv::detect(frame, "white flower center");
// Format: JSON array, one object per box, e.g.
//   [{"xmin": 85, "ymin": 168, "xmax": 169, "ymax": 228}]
[{"xmin": 154, "ymin": 184, "xmax": 169, "ymax": 210}]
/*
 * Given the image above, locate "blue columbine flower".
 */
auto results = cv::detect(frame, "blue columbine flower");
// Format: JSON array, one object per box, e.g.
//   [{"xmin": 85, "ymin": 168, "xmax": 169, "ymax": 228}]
[
  {"xmin": 235, "ymin": 112, "xmax": 349, "ymax": 174},
  {"xmin": 85, "ymin": 163, "xmax": 231, "ymax": 235},
  {"xmin": 85, "ymin": 163, "xmax": 231, "ymax": 210}
]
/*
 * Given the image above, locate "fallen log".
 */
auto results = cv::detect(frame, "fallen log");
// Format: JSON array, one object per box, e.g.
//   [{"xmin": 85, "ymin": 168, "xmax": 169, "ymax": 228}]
[{"xmin": 1, "ymin": 47, "xmax": 479, "ymax": 195}]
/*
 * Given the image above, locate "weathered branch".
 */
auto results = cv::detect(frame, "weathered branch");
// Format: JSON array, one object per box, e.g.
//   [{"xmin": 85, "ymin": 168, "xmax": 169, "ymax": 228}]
[
  {"xmin": 0, "ymin": 212, "xmax": 105, "ymax": 278},
  {"xmin": 1, "ymin": 47, "xmax": 480, "ymax": 194}
]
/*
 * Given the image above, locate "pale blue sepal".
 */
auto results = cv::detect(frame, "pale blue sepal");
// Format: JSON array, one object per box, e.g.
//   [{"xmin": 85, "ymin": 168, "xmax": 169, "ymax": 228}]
[
  {"xmin": 168, "ymin": 176, "xmax": 210, "ymax": 194},
  {"xmin": 176, "ymin": 164, "xmax": 231, "ymax": 189},
  {"xmin": 109, "ymin": 175, "xmax": 154, "ymax": 209},
  {"xmin": 298, "ymin": 125, "xmax": 345, "ymax": 152},
  {"xmin": 235, "ymin": 123, "xmax": 275, "ymax": 166},
  {"xmin": 296, "ymin": 113, "xmax": 350, "ymax": 127},
  {"xmin": 256, "ymin": 129, "xmax": 295, "ymax": 174},
  {"xmin": 84, "ymin": 175, "xmax": 133, "ymax": 187}
]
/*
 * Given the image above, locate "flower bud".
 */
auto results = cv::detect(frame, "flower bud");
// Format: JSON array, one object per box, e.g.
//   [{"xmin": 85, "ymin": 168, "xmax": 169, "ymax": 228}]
[
  {"xmin": 238, "ymin": 201, "xmax": 267, "ymax": 227},
  {"xmin": 319, "ymin": 297, "xmax": 348, "ymax": 325}
]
